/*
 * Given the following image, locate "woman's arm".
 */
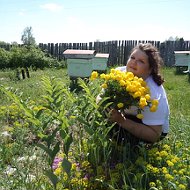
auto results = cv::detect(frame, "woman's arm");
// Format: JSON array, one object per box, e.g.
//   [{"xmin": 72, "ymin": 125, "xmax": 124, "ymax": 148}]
[{"xmin": 109, "ymin": 109, "xmax": 162, "ymax": 143}]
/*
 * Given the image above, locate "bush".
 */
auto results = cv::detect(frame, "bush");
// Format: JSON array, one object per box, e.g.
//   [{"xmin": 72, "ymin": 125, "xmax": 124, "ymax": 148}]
[
  {"xmin": 0, "ymin": 48, "xmax": 10, "ymax": 69},
  {"xmin": 5, "ymin": 45, "xmax": 66, "ymax": 70}
]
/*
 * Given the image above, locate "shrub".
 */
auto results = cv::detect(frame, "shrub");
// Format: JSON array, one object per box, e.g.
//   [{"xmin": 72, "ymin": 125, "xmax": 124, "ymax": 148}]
[
  {"xmin": 0, "ymin": 48, "xmax": 10, "ymax": 69},
  {"xmin": 7, "ymin": 45, "xmax": 66, "ymax": 70}
]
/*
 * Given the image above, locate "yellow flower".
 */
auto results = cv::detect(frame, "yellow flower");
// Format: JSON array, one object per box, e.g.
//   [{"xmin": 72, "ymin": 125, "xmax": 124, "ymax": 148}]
[
  {"xmin": 90, "ymin": 71, "xmax": 98, "ymax": 80},
  {"xmin": 160, "ymin": 150, "xmax": 168, "ymax": 157},
  {"xmin": 165, "ymin": 173, "xmax": 173, "ymax": 180},
  {"xmin": 110, "ymin": 68, "xmax": 116, "ymax": 73},
  {"xmin": 117, "ymin": 103, "xmax": 124, "ymax": 109},
  {"xmin": 133, "ymin": 91, "xmax": 141, "ymax": 98},
  {"xmin": 104, "ymin": 74, "xmax": 110, "ymax": 80},
  {"xmin": 166, "ymin": 160, "xmax": 174, "ymax": 167},
  {"xmin": 152, "ymin": 99, "xmax": 159, "ymax": 106},
  {"xmin": 163, "ymin": 144, "xmax": 170, "ymax": 151},
  {"xmin": 54, "ymin": 167, "xmax": 62, "ymax": 176},
  {"xmin": 100, "ymin": 73, "xmax": 106, "ymax": 79},
  {"xmin": 136, "ymin": 113, "xmax": 143, "ymax": 119},
  {"xmin": 149, "ymin": 182, "xmax": 156, "ymax": 187},
  {"xmin": 126, "ymin": 72, "xmax": 134, "ymax": 80},
  {"xmin": 150, "ymin": 105, "xmax": 157, "ymax": 112},
  {"xmin": 145, "ymin": 94, "xmax": 151, "ymax": 100},
  {"xmin": 119, "ymin": 79, "xmax": 126, "ymax": 86},
  {"xmin": 178, "ymin": 184, "xmax": 186, "ymax": 190},
  {"xmin": 101, "ymin": 83, "xmax": 108, "ymax": 89},
  {"xmin": 115, "ymin": 75, "xmax": 122, "ymax": 81},
  {"xmin": 72, "ymin": 163, "xmax": 77, "ymax": 170},
  {"xmin": 139, "ymin": 97, "xmax": 148, "ymax": 108},
  {"xmin": 162, "ymin": 167, "xmax": 168, "ymax": 174}
]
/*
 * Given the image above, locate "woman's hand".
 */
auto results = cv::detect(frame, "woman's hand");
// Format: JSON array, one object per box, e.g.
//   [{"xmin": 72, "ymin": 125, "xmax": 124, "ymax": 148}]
[
  {"xmin": 105, "ymin": 108, "xmax": 162, "ymax": 143},
  {"xmin": 106, "ymin": 108, "xmax": 126, "ymax": 125}
]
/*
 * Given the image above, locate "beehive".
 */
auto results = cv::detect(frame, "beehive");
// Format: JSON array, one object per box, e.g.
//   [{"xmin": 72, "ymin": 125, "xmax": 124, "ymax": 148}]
[
  {"xmin": 92, "ymin": 53, "xmax": 109, "ymax": 71},
  {"xmin": 63, "ymin": 49, "xmax": 96, "ymax": 78},
  {"xmin": 174, "ymin": 51, "xmax": 190, "ymax": 67}
]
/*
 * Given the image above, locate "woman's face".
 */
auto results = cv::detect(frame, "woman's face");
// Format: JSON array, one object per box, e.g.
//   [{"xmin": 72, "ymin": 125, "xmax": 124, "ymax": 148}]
[{"xmin": 126, "ymin": 49, "xmax": 152, "ymax": 79}]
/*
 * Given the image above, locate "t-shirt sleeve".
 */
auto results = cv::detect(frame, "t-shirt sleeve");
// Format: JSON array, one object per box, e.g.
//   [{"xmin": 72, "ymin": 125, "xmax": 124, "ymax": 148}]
[{"xmin": 142, "ymin": 97, "xmax": 168, "ymax": 126}]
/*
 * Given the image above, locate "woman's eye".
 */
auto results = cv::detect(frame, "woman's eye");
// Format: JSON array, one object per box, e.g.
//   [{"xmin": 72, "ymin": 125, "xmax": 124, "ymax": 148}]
[
  {"xmin": 138, "ymin": 60, "xmax": 144, "ymax": 64},
  {"xmin": 131, "ymin": 56, "xmax": 135, "ymax": 59}
]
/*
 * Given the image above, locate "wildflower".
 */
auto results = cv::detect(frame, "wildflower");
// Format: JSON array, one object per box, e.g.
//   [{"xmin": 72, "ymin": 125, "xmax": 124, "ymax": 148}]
[
  {"xmin": 145, "ymin": 94, "xmax": 151, "ymax": 100},
  {"xmin": 161, "ymin": 167, "xmax": 168, "ymax": 174},
  {"xmin": 166, "ymin": 160, "xmax": 174, "ymax": 167},
  {"xmin": 149, "ymin": 182, "xmax": 156, "ymax": 187},
  {"xmin": 152, "ymin": 167, "xmax": 159, "ymax": 174},
  {"xmin": 178, "ymin": 169, "xmax": 185, "ymax": 175},
  {"xmin": 137, "ymin": 113, "xmax": 144, "ymax": 119},
  {"xmin": 100, "ymin": 73, "xmax": 106, "ymax": 79},
  {"xmin": 159, "ymin": 150, "xmax": 168, "ymax": 157},
  {"xmin": 178, "ymin": 184, "xmax": 186, "ymax": 190},
  {"xmin": 150, "ymin": 105, "xmax": 157, "ymax": 112},
  {"xmin": 126, "ymin": 72, "xmax": 134, "ymax": 80},
  {"xmin": 119, "ymin": 79, "xmax": 126, "ymax": 86},
  {"xmin": 90, "ymin": 71, "xmax": 98, "ymax": 80},
  {"xmin": 133, "ymin": 91, "xmax": 141, "ymax": 98},
  {"xmin": 101, "ymin": 83, "xmax": 108, "ymax": 89},
  {"xmin": 165, "ymin": 173, "xmax": 173, "ymax": 180},
  {"xmin": 152, "ymin": 99, "xmax": 159, "ymax": 106},
  {"xmin": 4, "ymin": 165, "xmax": 16, "ymax": 176},
  {"xmin": 52, "ymin": 157, "xmax": 63, "ymax": 170},
  {"xmin": 117, "ymin": 103, "xmax": 124, "ymax": 109},
  {"xmin": 139, "ymin": 97, "xmax": 148, "ymax": 108},
  {"xmin": 81, "ymin": 161, "xmax": 90, "ymax": 168},
  {"xmin": 54, "ymin": 167, "xmax": 62, "ymax": 176},
  {"xmin": 162, "ymin": 144, "xmax": 170, "ymax": 151}
]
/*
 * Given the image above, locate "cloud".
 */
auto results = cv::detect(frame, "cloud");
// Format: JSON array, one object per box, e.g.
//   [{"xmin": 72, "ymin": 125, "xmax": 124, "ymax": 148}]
[
  {"xmin": 40, "ymin": 3, "xmax": 63, "ymax": 12},
  {"xmin": 18, "ymin": 9, "xmax": 27, "ymax": 16}
]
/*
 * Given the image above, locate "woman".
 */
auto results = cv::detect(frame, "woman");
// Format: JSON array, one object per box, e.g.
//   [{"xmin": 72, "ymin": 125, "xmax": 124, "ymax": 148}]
[{"xmin": 108, "ymin": 43, "xmax": 169, "ymax": 144}]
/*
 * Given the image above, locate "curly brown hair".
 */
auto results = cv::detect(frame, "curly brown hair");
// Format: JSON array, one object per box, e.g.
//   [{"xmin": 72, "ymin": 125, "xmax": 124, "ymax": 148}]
[{"xmin": 131, "ymin": 43, "xmax": 164, "ymax": 86}]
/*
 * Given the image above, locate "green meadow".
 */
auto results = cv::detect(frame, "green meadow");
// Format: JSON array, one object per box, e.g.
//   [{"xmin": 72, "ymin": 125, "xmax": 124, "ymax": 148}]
[{"xmin": 0, "ymin": 67, "xmax": 189, "ymax": 190}]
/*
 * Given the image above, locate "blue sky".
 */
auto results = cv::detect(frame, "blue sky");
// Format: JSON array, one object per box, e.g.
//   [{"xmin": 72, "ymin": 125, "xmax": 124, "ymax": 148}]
[{"xmin": 0, "ymin": 0, "xmax": 190, "ymax": 44}]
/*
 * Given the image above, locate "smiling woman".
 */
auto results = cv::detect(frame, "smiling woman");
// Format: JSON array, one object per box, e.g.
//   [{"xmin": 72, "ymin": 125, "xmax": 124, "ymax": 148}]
[{"xmin": 108, "ymin": 43, "xmax": 170, "ymax": 144}]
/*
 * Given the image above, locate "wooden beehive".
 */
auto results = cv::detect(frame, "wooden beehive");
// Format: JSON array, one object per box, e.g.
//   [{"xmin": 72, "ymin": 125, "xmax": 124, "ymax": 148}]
[
  {"xmin": 92, "ymin": 53, "xmax": 109, "ymax": 71},
  {"xmin": 63, "ymin": 49, "xmax": 96, "ymax": 78},
  {"xmin": 174, "ymin": 51, "xmax": 190, "ymax": 67}
]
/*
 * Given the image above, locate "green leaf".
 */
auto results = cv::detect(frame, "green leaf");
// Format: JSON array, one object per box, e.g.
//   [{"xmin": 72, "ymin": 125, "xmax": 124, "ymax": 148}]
[
  {"xmin": 64, "ymin": 135, "xmax": 73, "ymax": 156},
  {"xmin": 59, "ymin": 129, "xmax": 67, "ymax": 139},
  {"xmin": 77, "ymin": 116, "xmax": 94, "ymax": 135},
  {"xmin": 52, "ymin": 142, "xmax": 60, "ymax": 160},
  {"xmin": 61, "ymin": 158, "xmax": 72, "ymax": 175},
  {"xmin": 37, "ymin": 143, "xmax": 53, "ymax": 158},
  {"xmin": 45, "ymin": 170, "xmax": 58, "ymax": 188}
]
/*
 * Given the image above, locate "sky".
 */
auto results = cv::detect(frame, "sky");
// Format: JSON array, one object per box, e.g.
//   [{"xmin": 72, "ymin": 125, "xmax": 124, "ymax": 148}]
[{"xmin": 0, "ymin": 0, "xmax": 190, "ymax": 44}]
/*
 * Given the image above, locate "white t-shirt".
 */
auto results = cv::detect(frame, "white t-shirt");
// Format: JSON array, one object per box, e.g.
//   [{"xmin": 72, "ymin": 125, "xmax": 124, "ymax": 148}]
[{"xmin": 116, "ymin": 66, "xmax": 170, "ymax": 133}]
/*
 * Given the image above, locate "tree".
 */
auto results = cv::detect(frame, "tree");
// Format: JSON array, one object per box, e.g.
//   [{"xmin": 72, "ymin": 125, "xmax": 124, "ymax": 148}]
[
  {"xmin": 0, "ymin": 41, "xmax": 9, "ymax": 45},
  {"xmin": 167, "ymin": 36, "xmax": 184, "ymax": 41},
  {"xmin": 21, "ymin": 26, "xmax": 36, "ymax": 45}
]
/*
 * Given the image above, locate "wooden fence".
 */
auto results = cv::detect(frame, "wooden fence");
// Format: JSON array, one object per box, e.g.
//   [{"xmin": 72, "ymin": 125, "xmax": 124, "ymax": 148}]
[
  {"xmin": 38, "ymin": 40, "xmax": 190, "ymax": 67},
  {"xmin": 1, "ymin": 40, "xmax": 190, "ymax": 66}
]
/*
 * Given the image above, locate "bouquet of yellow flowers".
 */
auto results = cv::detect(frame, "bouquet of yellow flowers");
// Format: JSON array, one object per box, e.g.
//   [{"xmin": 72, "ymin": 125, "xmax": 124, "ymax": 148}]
[{"xmin": 90, "ymin": 69, "xmax": 159, "ymax": 119}]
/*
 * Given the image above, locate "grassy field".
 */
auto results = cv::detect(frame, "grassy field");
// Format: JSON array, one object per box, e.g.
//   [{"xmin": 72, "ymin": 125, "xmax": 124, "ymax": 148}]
[
  {"xmin": 0, "ymin": 67, "xmax": 189, "ymax": 190},
  {"xmin": 0, "ymin": 68, "xmax": 69, "ymax": 105}
]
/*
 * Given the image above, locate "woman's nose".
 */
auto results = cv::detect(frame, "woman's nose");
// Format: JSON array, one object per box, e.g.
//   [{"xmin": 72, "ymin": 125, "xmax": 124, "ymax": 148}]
[{"xmin": 131, "ymin": 59, "xmax": 137, "ymax": 66}]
